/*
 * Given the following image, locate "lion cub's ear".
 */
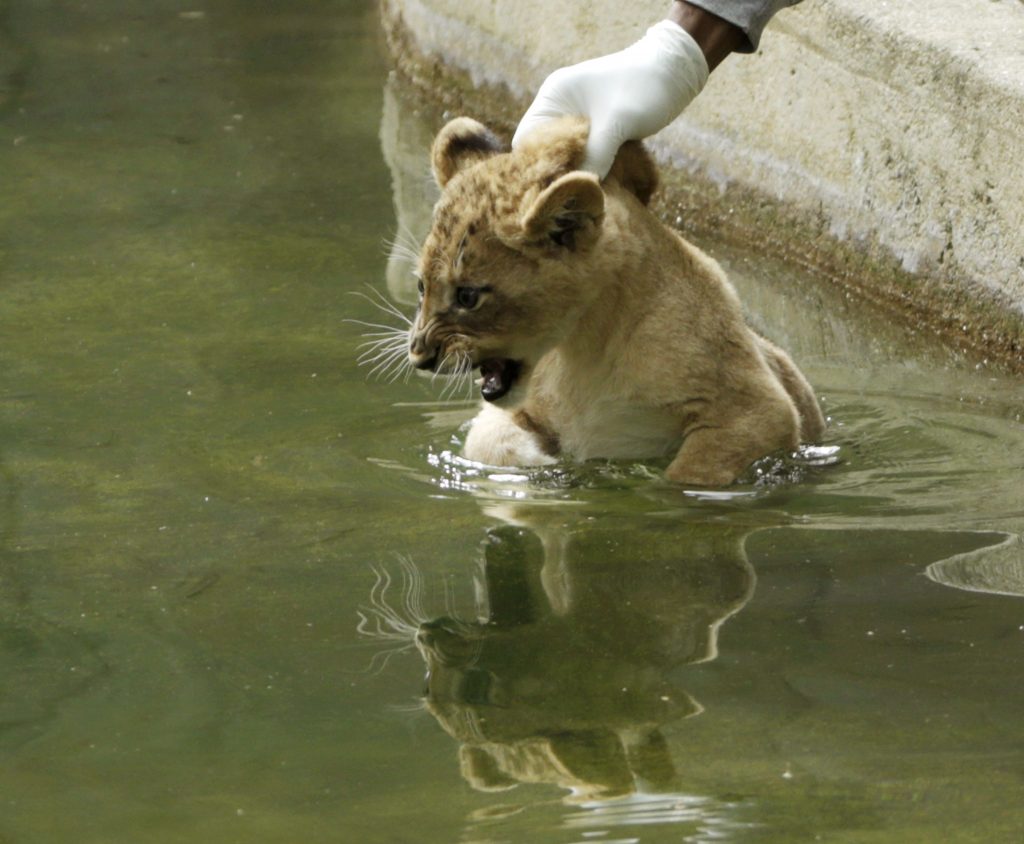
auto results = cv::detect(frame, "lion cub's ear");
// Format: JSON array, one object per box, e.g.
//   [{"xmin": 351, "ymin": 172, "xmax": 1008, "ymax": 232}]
[
  {"xmin": 431, "ymin": 118, "xmax": 506, "ymax": 188},
  {"xmin": 521, "ymin": 172, "xmax": 604, "ymax": 252}
]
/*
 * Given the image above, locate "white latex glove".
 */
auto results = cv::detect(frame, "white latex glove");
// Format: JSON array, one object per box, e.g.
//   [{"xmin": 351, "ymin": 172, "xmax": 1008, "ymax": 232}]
[{"xmin": 512, "ymin": 21, "xmax": 709, "ymax": 179}]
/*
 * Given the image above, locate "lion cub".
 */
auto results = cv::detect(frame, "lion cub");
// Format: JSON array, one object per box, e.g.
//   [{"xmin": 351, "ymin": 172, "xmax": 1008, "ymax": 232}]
[{"xmin": 407, "ymin": 117, "xmax": 825, "ymax": 486}]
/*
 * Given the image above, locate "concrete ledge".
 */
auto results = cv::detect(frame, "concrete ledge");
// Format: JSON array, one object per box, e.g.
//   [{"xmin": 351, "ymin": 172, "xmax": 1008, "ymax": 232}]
[{"xmin": 379, "ymin": 0, "xmax": 1024, "ymax": 372}]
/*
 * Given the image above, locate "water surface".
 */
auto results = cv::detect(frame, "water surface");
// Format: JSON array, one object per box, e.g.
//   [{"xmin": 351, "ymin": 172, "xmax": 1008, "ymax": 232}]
[{"xmin": 2, "ymin": 2, "xmax": 1023, "ymax": 843}]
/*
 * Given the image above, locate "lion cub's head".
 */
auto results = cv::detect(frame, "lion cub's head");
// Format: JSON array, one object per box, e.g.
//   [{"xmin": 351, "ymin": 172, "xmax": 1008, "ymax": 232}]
[{"xmin": 407, "ymin": 117, "xmax": 657, "ymax": 405}]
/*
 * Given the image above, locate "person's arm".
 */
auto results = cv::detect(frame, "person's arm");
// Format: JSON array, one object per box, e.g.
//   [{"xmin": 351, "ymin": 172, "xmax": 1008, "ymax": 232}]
[
  {"xmin": 511, "ymin": 2, "xmax": 763, "ymax": 178},
  {"xmin": 667, "ymin": 2, "xmax": 746, "ymax": 70}
]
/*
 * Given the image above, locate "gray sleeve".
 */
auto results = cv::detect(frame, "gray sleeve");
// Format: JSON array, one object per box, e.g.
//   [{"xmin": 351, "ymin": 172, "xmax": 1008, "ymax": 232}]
[{"xmin": 684, "ymin": 1, "xmax": 803, "ymax": 52}]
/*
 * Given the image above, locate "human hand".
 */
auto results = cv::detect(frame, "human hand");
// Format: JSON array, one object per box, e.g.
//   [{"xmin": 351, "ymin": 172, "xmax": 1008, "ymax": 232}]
[{"xmin": 512, "ymin": 20, "xmax": 708, "ymax": 179}]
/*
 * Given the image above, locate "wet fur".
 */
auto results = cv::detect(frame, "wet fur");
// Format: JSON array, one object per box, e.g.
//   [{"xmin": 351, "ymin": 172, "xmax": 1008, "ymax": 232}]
[{"xmin": 409, "ymin": 117, "xmax": 825, "ymax": 486}]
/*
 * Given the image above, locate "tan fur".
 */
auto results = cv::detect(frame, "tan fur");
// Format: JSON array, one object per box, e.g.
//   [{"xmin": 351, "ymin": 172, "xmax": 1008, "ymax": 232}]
[{"xmin": 409, "ymin": 117, "xmax": 826, "ymax": 486}]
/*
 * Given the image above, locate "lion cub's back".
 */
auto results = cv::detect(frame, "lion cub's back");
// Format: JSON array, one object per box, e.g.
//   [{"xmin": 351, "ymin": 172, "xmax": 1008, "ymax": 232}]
[{"xmin": 613, "ymin": 221, "xmax": 825, "ymax": 448}]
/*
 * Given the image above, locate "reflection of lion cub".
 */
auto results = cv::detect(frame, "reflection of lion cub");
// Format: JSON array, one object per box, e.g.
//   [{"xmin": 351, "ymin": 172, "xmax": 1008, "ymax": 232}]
[
  {"xmin": 407, "ymin": 117, "xmax": 825, "ymax": 486},
  {"xmin": 415, "ymin": 521, "xmax": 755, "ymax": 799}
]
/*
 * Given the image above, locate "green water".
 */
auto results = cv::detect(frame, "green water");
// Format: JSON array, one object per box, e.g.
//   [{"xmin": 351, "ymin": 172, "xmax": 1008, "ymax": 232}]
[{"xmin": 2, "ymin": 2, "xmax": 1023, "ymax": 842}]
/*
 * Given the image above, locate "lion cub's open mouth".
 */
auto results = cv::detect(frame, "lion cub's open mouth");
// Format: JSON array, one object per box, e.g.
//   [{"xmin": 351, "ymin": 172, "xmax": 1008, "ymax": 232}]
[{"xmin": 478, "ymin": 359, "xmax": 522, "ymax": 402}]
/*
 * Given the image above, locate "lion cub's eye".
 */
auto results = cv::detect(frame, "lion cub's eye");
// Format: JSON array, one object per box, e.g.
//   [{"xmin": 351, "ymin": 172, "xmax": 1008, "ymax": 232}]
[
  {"xmin": 416, "ymin": 277, "xmax": 425, "ymax": 297},
  {"xmin": 455, "ymin": 286, "xmax": 481, "ymax": 309}
]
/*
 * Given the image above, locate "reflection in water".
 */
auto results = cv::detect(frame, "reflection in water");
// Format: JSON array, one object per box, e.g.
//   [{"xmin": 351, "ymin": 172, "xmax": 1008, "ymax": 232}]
[
  {"xmin": 926, "ymin": 532, "xmax": 1024, "ymax": 598},
  {"xmin": 368, "ymin": 503, "xmax": 755, "ymax": 832},
  {"xmin": 380, "ymin": 78, "xmax": 438, "ymax": 309},
  {"xmin": 360, "ymin": 501, "xmax": 1019, "ymax": 840}
]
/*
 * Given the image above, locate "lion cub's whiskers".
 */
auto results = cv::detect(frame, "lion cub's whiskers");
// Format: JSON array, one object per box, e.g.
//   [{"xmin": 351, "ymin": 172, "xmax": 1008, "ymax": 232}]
[
  {"xmin": 345, "ymin": 286, "xmax": 415, "ymax": 384},
  {"xmin": 347, "ymin": 285, "xmax": 479, "ymax": 398},
  {"xmin": 372, "ymin": 347, "xmax": 411, "ymax": 383},
  {"xmin": 354, "ymin": 327, "xmax": 409, "ymax": 383},
  {"xmin": 435, "ymin": 349, "xmax": 476, "ymax": 403},
  {"xmin": 383, "ymin": 225, "xmax": 425, "ymax": 267},
  {"xmin": 356, "ymin": 331, "xmax": 406, "ymax": 359},
  {"xmin": 349, "ymin": 285, "xmax": 413, "ymax": 327},
  {"xmin": 383, "ymin": 238, "xmax": 420, "ymax": 265}
]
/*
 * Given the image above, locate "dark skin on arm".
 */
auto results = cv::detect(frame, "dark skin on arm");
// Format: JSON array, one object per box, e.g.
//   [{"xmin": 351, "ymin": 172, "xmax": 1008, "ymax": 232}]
[{"xmin": 667, "ymin": 1, "xmax": 747, "ymax": 70}]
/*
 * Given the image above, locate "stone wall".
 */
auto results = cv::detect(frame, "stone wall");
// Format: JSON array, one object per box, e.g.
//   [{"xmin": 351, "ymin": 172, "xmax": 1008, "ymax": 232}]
[{"xmin": 380, "ymin": 0, "xmax": 1024, "ymax": 370}]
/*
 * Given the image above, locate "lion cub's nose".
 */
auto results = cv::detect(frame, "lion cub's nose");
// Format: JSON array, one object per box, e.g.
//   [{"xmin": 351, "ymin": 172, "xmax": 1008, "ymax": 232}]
[
  {"xmin": 408, "ymin": 330, "xmax": 437, "ymax": 370},
  {"xmin": 409, "ymin": 349, "xmax": 438, "ymax": 371}
]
